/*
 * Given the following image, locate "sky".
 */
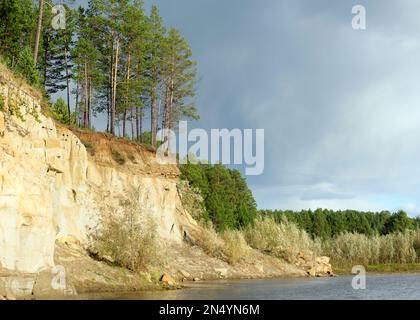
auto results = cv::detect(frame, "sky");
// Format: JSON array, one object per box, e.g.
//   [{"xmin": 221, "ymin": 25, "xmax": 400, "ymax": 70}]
[{"xmin": 73, "ymin": 0, "xmax": 420, "ymax": 216}]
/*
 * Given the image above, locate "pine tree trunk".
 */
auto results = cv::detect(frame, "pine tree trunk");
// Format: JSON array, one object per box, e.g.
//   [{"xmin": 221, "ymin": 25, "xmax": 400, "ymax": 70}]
[
  {"xmin": 165, "ymin": 60, "xmax": 175, "ymax": 151},
  {"xmin": 131, "ymin": 107, "xmax": 135, "ymax": 139},
  {"xmin": 88, "ymin": 75, "xmax": 92, "ymax": 128},
  {"xmin": 117, "ymin": 113, "xmax": 121, "ymax": 137},
  {"xmin": 110, "ymin": 30, "xmax": 115, "ymax": 135},
  {"xmin": 43, "ymin": 36, "xmax": 49, "ymax": 88},
  {"xmin": 106, "ymin": 85, "xmax": 110, "ymax": 132},
  {"xmin": 139, "ymin": 110, "xmax": 143, "ymax": 142},
  {"xmin": 84, "ymin": 62, "xmax": 88, "ymax": 128},
  {"xmin": 75, "ymin": 79, "xmax": 80, "ymax": 127},
  {"xmin": 64, "ymin": 47, "xmax": 71, "ymax": 124},
  {"xmin": 112, "ymin": 35, "xmax": 120, "ymax": 136},
  {"xmin": 151, "ymin": 88, "xmax": 157, "ymax": 146},
  {"xmin": 123, "ymin": 53, "xmax": 131, "ymax": 138},
  {"xmin": 163, "ymin": 83, "xmax": 169, "ymax": 135},
  {"xmin": 33, "ymin": 0, "xmax": 44, "ymax": 64},
  {"xmin": 136, "ymin": 107, "xmax": 140, "ymax": 140},
  {"xmin": 122, "ymin": 109, "xmax": 127, "ymax": 137}
]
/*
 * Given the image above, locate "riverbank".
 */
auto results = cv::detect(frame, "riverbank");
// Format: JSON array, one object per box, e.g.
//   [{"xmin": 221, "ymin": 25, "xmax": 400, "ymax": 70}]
[
  {"xmin": 66, "ymin": 274, "xmax": 420, "ymax": 300},
  {"xmin": 1, "ymin": 238, "xmax": 333, "ymax": 300}
]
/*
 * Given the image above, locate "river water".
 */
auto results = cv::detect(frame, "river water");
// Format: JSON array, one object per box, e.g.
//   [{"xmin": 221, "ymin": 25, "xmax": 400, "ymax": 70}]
[{"xmin": 78, "ymin": 274, "xmax": 420, "ymax": 300}]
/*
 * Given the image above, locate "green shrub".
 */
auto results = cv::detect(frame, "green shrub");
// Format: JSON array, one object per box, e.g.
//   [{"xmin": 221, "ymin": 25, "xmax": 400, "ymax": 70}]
[
  {"xmin": 8, "ymin": 95, "xmax": 24, "ymax": 121},
  {"xmin": 50, "ymin": 98, "xmax": 78, "ymax": 125},
  {"xmin": 177, "ymin": 180, "xmax": 209, "ymax": 222},
  {"xmin": 89, "ymin": 190, "xmax": 162, "ymax": 272},
  {"xmin": 15, "ymin": 46, "xmax": 39, "ymax": 85},
  {"xmin": 0, "ymin": 92, "xmax": 4, "ymax": 111}
]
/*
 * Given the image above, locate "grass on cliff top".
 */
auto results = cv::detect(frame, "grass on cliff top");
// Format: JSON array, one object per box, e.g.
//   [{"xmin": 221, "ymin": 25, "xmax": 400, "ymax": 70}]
[{"xmin": 0, "ymin": 61, "xmax": 46, "ymax": 104}]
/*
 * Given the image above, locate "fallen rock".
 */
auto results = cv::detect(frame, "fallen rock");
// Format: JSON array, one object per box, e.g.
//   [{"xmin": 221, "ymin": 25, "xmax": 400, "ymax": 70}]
[
  {"xmin": 214, "ymin": 268, "xmax": 228, "ymax": 278},
  {"xmin": 101, "ymin": 255, "xmax": 115, "ymax": 264},
  {"xmin": 315, "ymin": 256, "xmax": 330, "ymax": 265},
  {"xmin": 56, "ymin": 235, "xmax": 82, "ymax": 251},
  {"xmin": 193, "ymin": 277, "xmax": 200, "ymax": 282},
  {"xmin": 296, "ymin": 252, "xmax": 334, "ymax": 277},
  {"xmin": 179, "ymin": 270, "xmax": 191, "ymax": 279},
  {"xmin": 160, "ymin": 274, "xmax": 175, "ymax": 286}
]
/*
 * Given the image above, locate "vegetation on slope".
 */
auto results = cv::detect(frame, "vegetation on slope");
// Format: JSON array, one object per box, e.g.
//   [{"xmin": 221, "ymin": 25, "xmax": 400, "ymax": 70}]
[
  {"xmin": 260, "ymin": 209, "xmax": 416, "ymax": 240},
  {"xmin": 89, "ymin": 190, "xmax": 162, "ymax": 273},
  {"xmin": 180, "ymin": 162, "xmax": 257, "ymax": 232}
]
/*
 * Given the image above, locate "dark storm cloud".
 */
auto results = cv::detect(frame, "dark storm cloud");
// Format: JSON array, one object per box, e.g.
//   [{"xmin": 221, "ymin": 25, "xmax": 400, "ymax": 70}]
[{"xmin": 77, "ymin": 0, "xmax": 420, "ymax": 214}]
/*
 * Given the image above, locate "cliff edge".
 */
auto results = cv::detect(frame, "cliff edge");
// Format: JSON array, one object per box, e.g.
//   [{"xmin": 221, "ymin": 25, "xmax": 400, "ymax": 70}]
[{"xmin": 0, "ymin": 65, "xmax": 331, "ymax": 299}]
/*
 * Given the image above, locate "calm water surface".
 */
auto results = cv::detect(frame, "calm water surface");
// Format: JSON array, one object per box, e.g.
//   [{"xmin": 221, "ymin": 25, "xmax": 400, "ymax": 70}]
[{"xmin": 79, "ymin": 274, "xmax": 420, "ymax": 300}]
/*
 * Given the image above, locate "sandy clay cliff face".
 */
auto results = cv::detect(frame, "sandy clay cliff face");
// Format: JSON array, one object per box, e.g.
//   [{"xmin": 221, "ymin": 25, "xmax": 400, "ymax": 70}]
[
  {"xmin": 0, "ymin": 67, "xmax": 332, "ymax": 298},
  {"xmin": 0, "ymin": 69, "xmax": 197, "ymax": 276}
]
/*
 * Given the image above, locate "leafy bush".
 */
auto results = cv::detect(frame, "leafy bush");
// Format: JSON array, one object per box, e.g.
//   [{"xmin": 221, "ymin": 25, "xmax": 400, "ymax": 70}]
[
  {"xmin": 177, "ymin": 180, "xmax": 209, "ymax": 222},
  {"xmin": 89, "ymin": 190, "xmax": 161, "ymax": 272}
]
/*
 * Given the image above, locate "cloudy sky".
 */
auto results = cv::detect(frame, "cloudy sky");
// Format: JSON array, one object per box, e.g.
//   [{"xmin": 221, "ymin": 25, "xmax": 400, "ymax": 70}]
[{"xmin": 76, "ymin": 0, "xmax": 420, "ymax": 215}]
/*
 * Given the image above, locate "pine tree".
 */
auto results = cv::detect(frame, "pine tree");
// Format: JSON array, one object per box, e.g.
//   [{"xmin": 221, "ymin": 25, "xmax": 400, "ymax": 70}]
[
  {"xmin": 33, "ymin": 0, "xmax": 45, "ymax": 64},
  {"xmin": 161, "ymin": 28, "xmax": 198, "ymax": 149},
  {"xmin": 73, "ymin": 5, "xmax": 101, "ymax": 128},
  {"xmin": 0, "ymin": 0, "xmax": 37, "ymax": 67},
  {"xmin": 16, "ymin": 46, "xmax": 39, "ymax": 85},
  {"xmin": 145, "ymin": 6, "xmax": 165, "ymax": 146},
  {"xmin": 119, "ymin": 0, "xmax": 147, "ymax": 138}
]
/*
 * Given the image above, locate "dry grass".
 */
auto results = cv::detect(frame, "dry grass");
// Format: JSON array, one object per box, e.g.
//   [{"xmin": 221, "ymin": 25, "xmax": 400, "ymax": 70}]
[
  {"xmin": 196, "ymin": 222, "xmax": 225, "ymax": 259},
  {"xmin": 244, "ymin": 216, "xmax": 321, "ymax": 263},
  {"xmin": 195, "ymin": 223, "xmax": 251, "ymax": 265},
  {"xmin": 221, "ymin": 230, "xmax": 250, "ymax": 264},
  {"xmin": 322, "ymin": 230, "xmax": 420, "ymax": 267}
]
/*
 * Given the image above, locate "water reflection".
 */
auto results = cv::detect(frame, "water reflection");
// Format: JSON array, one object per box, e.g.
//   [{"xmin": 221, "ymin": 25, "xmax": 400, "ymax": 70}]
[{"xmin": 76, "ymin": 274, "xmax": 420, "ymax": 300}]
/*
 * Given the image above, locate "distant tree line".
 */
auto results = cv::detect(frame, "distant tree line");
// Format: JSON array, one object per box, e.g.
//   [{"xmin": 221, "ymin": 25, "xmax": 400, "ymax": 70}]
[
  {"xmin": 0, "ymin": 0, "xmax": 198, "ymax": 147},
  {"xmin": 260, "ymin": 209, "xmax": 419, "ymax": 240}
]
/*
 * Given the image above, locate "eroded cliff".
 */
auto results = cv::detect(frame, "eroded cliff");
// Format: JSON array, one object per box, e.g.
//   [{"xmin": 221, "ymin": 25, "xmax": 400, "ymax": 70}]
[{"xmin": 0, "ymin": 65, "xmax": 331, "ymax": 299}]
